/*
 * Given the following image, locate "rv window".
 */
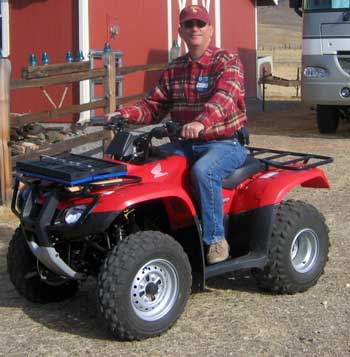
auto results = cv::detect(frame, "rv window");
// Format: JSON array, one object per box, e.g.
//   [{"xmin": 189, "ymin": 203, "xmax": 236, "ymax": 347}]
[
  {"xmin": 0, "ymin": 5, "xmax": 2, "ymax": 52},
  {"xmin": 304, "ymin": 0, "xmax": 350, "ymax": 9}
]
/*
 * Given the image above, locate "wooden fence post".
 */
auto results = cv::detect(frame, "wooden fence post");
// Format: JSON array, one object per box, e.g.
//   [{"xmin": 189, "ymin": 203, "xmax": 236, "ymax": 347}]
[
  {"xmin": 0, "ymin": 58, "xmax": 12, "ymax": 205},
  {"xmin": 102, "ymin": 52, "xmax": 116, "ymax": 153}
]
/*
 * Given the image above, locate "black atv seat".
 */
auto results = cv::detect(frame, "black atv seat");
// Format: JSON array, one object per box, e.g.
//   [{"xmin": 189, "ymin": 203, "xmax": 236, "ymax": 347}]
[{"xmin": 222, "ymin": 155, "xmax": 265, "ymax": 190}]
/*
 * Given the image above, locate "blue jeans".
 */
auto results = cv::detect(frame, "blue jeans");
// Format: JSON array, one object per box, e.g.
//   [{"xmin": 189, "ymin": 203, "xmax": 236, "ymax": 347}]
[{"xmin": 160, "ymin": 139, "xmax": 247, "ymax": 245}]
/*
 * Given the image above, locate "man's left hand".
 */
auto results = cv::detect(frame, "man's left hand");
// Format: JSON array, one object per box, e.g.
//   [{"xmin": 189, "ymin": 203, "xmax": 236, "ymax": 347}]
[{"xmin": 181, "ymin": 121, "xmax": 205, "ymax": 139}]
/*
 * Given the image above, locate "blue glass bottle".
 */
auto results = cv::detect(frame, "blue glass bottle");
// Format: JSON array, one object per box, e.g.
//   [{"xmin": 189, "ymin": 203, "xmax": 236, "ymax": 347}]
[
  {"xmin": 76, "ymin": 50, "xmax": 84, "ymax": 61},
  {"xmin": 104, "ymin": 42, "xmax": 112, "ymax": 53},
  {"xmin": 41, "ymin": 52, "xmax": 50, "ymax": 65},
  {"xmin": 65, "ymin": 51, "xmax": 73, "ymax": 63},
  {"xmin": 29, "ymin": 53, "xmax": 38, "ymax": 66}
]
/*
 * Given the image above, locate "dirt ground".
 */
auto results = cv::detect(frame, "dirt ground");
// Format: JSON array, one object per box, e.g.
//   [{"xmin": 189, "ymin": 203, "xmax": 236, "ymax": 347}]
[{"xmin": 0, "ymin": 100, "xmax": 349, "ymax": 356}]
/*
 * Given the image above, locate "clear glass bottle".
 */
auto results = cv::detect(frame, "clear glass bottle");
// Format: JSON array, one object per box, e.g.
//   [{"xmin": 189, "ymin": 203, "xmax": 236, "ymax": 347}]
[{"xmin": 170, "ymin": 39, "xmax": 180, "ymax": 61}]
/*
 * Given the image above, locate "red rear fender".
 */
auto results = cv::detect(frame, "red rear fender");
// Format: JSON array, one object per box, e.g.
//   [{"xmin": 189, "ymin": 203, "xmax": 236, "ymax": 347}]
[{"xmin": 232, "ymin": 167, "xmax": 330, "ymax": 213}]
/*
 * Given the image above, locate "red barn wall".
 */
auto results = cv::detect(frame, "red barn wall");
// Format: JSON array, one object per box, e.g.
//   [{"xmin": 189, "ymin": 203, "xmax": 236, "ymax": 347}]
[
  {"xmin": 89, "ymin": 0, "xmax": 168, "ymax": 101},
  {"xmin": 89, "ymin": 0, "xmax": 257, "ymax": 100},
  {"xmin": 9, "ymin": 0, "xmax": 78, "ymax": 121},
  {"xmin": 8, "ymin": 0, "xmax": 257, "ymax": 123},
  {"xmin": 221, "ymin": 0, "xmax": 257, "ymax": 97}
]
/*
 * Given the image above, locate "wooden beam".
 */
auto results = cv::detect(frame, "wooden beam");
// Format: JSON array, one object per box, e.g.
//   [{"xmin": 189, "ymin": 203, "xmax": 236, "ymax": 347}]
[
  {"xmin": 11, "ymin": 67, "xmax": 106, "ymax": 89},
  {"xmin": 0, "ymin": 58, "xmax": 13, "ymax": 204},
  {"xmin": 259, "ymin": 75, "xmax": 301, "ymax": 87},
  {"xmin": 10, "ymin": 99, "xmax": 108, "ymax": 127},
  {"xmin": 103, "ymin": 53, "xmax": 116, "ymax": 114},
  {"xmin": 116, "ymin": 62, "xmax": 167, "ymax": 75},
  {"xmin": 9, "ymin": 93, "xmax": 147, "ymax": 129},
  {"xmin": 116, "ymin": 92, "xmax": 147, "ymax": 105},
  {"xmin": 22, "ymin": 61, "xmax": 90, "ymax": 79}
]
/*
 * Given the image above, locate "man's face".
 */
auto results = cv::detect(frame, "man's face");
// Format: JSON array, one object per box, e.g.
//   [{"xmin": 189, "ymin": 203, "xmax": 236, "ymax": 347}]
[{"xmin": 179, "ymin": 19, "xmax": 213, "ymax": 53}]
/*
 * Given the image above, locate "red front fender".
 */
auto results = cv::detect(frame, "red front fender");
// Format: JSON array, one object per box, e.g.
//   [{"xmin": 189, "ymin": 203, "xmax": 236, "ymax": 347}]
[
  {"xmin": 92, "ymin": 182, "xmax": 197, "ymax": 230},
  {"xmin": 232, "ymin": 167, "xmax": 330, "ymax": 213}
]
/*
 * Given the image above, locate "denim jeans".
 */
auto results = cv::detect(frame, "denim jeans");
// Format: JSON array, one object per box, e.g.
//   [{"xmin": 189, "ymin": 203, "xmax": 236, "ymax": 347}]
[{"xmin": 160, "ymin": 139, "xmax": 247, "ymax": 245}]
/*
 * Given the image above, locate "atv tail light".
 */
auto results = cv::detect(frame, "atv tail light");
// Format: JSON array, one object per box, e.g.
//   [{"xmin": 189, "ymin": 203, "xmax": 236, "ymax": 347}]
[
  {"xmin": 64, "ymin": 205, "xmax": 88, "ymax": 225},
  {"xmin": 303, "ymin": 66, "xmax": 328, "ymax": 79}
]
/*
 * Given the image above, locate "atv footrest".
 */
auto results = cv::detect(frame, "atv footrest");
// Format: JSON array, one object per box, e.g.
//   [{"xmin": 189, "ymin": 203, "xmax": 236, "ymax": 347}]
[{"xmin": 204, "ymin": 253, "xmax": 267, "ymax": 279}]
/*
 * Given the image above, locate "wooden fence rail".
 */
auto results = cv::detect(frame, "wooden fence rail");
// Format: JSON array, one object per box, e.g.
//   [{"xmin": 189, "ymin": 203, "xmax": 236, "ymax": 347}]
[{"xmin": 0, "ymin": 54, "xmax": 167, "ymax": 205}]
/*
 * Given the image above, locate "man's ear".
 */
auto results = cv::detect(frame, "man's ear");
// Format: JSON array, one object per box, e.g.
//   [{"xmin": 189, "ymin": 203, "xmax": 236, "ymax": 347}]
[
  {"xmin": 178, "ymin": 26, "xmax": 184, "ymax": 39},
  {"xmin": 209, "ymin": 24, "xmax": 214, "ymax": 37}
]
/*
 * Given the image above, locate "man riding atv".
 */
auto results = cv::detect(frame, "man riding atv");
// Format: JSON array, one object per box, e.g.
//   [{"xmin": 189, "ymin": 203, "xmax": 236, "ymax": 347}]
[{"xmin": 107, "ymin": 5, "xmax": 248, "ymax": 265}]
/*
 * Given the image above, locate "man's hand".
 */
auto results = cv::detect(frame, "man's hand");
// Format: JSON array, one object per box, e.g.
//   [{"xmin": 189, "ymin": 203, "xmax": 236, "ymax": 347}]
[
  {"xmin": 181, "ymin": 121, "xmax": 205, "ymax": 139},
  {"xmin": 105, "ymin": 111, "xmax": 122, "ymax": 122}
]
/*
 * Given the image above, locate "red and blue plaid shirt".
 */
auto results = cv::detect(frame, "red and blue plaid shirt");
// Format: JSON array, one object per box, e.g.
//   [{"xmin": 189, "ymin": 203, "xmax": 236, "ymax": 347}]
[{"xmin": 118, "ymin": 45, "xmax": 247, "ymax": 140}]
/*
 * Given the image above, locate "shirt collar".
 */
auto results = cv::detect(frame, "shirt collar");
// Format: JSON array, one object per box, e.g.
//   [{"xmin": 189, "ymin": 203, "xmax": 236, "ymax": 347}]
[{"xmin": 185, "ymin": 45, "xmax": 216, "ymax": 67}]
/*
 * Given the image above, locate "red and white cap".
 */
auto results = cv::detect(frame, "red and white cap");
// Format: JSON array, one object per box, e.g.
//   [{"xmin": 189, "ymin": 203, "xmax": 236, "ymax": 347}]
[{"xmin": 179, "ymin": 5, "xmax": 211, "ymax": 25}]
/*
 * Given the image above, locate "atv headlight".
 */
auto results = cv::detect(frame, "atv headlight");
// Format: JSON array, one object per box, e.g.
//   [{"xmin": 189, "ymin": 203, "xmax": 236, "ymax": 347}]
[
  {"xmin": 16, "ymin": 185, "xmax": 31, "ymax": 213},
  {"xmin": 304, "ymin": 66, "xmax": 328, "ymax": 79},
  {"xmin": 64, "ymin": 205, "xmax": 87, "ymax": 224}
]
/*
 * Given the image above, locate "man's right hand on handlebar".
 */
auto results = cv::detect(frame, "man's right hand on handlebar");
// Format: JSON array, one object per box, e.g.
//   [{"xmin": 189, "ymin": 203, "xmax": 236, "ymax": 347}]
[{"xmin": 105, "ymin": 111, "xmax": 122, "ymax": 122}]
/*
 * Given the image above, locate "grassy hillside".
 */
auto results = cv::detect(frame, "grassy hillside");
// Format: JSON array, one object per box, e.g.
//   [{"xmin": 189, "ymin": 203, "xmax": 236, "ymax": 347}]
[
  {"xmin": 258, "ymin": 0, "xmax": 302, "ymax": 49},
  {"xmin": 257, "ymin": 1, "xmax": 303, "ymax": 98}
]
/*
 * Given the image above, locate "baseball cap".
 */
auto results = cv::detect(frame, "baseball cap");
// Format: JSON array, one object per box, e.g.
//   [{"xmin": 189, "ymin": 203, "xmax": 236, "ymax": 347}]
[{"xmin": 179, "ymin": 5, "xmax": 211, "ymax": 25}]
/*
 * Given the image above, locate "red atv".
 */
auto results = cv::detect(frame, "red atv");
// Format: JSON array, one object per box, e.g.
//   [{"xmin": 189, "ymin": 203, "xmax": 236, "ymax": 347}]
[{"xmin": 8, "ymin": 117, "xmax": 333, "ymax": 340}]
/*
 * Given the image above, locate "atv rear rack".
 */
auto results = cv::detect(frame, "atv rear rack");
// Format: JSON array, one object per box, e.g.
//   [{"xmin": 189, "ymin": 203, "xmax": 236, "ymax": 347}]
[{"xmin": 247, "ymin": 147, "xmax": 333, "ymax": 171}]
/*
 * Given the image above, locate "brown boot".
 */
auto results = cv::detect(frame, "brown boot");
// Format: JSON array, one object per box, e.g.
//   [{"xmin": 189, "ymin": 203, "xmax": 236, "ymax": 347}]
[{"xmin": 206, "ymin": 239, "xmax": 230, "ymax": 265}]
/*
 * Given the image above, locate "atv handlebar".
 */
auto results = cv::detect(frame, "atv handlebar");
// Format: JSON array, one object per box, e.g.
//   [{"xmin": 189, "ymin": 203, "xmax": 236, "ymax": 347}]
[
  {"xmin": 90, "ymin": 115, "xmax": 127, "ymax": 131},
  {"xmin": 90, "ymin": 116, "xmax": 182, "ymax": 140}
]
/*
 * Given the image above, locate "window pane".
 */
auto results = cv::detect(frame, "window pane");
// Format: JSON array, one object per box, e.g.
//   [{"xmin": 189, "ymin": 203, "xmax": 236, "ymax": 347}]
[{"xmin": 304, "ymin": 0, "xmax": 350, "ymax": 9}]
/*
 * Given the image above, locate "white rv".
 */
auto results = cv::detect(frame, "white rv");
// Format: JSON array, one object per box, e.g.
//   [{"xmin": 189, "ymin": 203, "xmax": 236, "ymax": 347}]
[{"xmin": 291, "ymin": 0, "xmax": 350, "ymax": 133}]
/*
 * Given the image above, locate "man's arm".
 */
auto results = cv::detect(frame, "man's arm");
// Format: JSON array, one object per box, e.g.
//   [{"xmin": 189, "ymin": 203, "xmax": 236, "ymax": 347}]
[{"xmin": 106, "ymin": 70, "xmax": 172, "ymax": 124}]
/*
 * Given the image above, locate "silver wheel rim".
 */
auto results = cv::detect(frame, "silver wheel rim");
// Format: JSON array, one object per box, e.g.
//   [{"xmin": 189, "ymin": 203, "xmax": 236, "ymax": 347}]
[
  {"xmin": 130, "ymin": 259, "xmax": 179, "ymax": 321},
  {"xmin": 290, "ymin": 228, "xmax": 319, "ymax": 273}
]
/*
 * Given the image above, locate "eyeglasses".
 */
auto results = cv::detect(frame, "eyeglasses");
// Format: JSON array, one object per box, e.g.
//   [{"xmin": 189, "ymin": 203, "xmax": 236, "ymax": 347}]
[{"xmin": 182, "ymin": 20, "xmax": 207, "ymax": 29}]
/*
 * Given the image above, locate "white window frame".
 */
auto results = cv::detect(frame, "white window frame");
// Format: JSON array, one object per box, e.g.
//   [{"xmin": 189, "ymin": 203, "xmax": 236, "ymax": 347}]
[{"xmin": 1, "ymin": 0, "xmax": 10, "ymax": 56}]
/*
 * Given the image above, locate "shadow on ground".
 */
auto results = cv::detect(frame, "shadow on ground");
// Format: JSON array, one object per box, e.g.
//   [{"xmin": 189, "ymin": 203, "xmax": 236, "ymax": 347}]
[{"xmin": 0, "ymin": 224, "xmax": 263, "ymax": 341}]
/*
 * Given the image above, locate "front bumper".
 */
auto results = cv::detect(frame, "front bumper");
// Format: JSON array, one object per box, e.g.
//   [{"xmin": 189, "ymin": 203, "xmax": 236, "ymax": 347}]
[{"xmin": 11, "ymin": 177, "xmax": 119, "ymax": 280}]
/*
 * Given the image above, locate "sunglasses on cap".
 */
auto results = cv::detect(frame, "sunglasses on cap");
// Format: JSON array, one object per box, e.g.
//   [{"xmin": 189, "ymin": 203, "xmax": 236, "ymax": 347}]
[{"xmin": 182, "ymin": 20, "xmax": 207, "ymax": 29}]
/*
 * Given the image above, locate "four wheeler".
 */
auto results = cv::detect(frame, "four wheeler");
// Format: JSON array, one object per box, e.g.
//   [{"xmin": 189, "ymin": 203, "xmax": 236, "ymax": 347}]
[{"xmin": 7, "ymin": 117, "xmax": 333, "ymax": 340}]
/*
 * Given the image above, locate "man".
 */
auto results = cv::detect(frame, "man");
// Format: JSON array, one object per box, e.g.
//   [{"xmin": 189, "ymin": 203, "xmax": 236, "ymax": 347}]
[{"xmin": 106, "ymin": 5, "xmax": 247, "ymax": 264}]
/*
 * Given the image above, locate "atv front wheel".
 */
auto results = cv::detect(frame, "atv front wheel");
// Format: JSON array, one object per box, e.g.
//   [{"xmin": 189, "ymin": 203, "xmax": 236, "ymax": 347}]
[
  {"xmin": 7, "ymin": 228, "xmax": 79, "ymax": 303},
  {"xmin": 97, "ymin": 231, "xmax": 192, "ymax": 340},
  {"xmin": 254, "ymin": 200, "xmax": 329, "ymax": 294}
]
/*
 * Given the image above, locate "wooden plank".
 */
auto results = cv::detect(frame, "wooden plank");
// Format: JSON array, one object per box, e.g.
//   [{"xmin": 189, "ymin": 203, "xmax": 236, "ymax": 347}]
[
  {"xmin": 0, "ymin": 58, "xmax": 13, "ymax": 204},
  {"xmin": 9, "ymin": 93, "xmax": 147, "ymax": 129},
  {"xmin": 12, "ymin": 130, "xmax": 110, "ymax": 165},
  {"xmin": 116, "ymin": 62, "xmax": 167, "ymax": 76},
  {"xmin": 22, "ymin": 61, "xmax": 90, "ymax": 79},
  {"xmin": 11, "ymin": 99, "xmax": 108, "ymax": 127},
  {"xmin": 103, "ymin": 53, "xmax": 116, "ymax": 114},
  {"xmin": 259, "ymin": 75, "xmax": 301, "ymax": 87},
  {"xmin": 116, "ymin": 92, "xmax": 147, "ymax": 105},
  {"xmin": 11, "ymin": 67, "xmax": 106, "ymax": 89},
  {"xmin": 102, "ymin": 53, "xmax": 116, "ymax": 152}
]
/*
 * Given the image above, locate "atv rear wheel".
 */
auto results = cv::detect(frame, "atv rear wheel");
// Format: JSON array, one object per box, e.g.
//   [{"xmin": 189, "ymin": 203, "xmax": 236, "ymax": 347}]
[
  {"xmin": 7, "ymin": 228, "xmax": 79, "ymax": 303},
  {"xmin": 254, "ymin": 200, "xmax": 329, "ymax": 294},
  {"xmin": 97, "ymin": 231, "xmax": 192, "ymax": 340}
]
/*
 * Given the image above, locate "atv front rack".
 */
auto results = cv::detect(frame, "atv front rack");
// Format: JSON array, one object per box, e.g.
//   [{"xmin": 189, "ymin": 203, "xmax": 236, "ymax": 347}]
[
  {"xmin": 15, "ymin": 153, "xmax": 128, "ymax": 186},
  {"xmin": 247, "ymin": 147, "xmax": 333, "ymax": 171}
]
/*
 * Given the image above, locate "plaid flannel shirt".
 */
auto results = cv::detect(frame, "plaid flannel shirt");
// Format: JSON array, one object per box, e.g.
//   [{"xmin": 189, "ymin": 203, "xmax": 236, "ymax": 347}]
[{"xmin": 118, "ymin": 45, "xmax": 247, "ymax": 140}]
